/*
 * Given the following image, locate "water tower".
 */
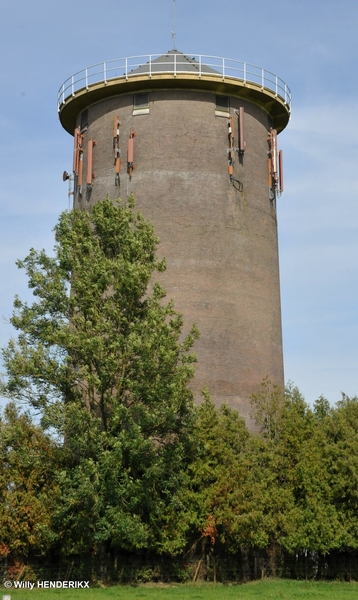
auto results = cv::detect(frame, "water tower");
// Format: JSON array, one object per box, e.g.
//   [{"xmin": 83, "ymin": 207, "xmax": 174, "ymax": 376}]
[{"xmin": 58, "ymin": 50, "xmax": 291, "ymax": 425}]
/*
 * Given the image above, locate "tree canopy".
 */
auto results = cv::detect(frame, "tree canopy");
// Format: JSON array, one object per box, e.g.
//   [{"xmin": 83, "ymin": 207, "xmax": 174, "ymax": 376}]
[
  {"xmin": 1, "ymin": 198, "xmax": 199, "ymax": 557},
  {"xmin": 1, "ymin": 198, "xmax": 358, "ymax": 582}
]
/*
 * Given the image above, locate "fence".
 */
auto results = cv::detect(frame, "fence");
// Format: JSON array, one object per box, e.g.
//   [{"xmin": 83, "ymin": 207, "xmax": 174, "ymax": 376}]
[{"xmin": 2, "ymin": 549, "xmax": 358, "ymax": 585}]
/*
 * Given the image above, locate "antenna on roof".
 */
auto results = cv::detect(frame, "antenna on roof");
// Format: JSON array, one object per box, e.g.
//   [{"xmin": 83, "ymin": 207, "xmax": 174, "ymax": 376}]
[{"xmin": 172, "ymin": 0, "xmax": 176, "ymax": 49}]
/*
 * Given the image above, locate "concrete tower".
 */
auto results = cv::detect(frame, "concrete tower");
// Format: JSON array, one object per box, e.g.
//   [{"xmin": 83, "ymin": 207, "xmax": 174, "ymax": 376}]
[{"xmin": 58, "ymin": 51, "xmax": 291, "ymax": 425}]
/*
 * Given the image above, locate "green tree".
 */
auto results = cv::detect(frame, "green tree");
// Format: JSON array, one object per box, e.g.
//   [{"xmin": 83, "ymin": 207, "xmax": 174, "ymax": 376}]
[
  {"xmin": 1, "ymin": 198, "xmax": 199, "ymax": 556},
  {"xmin": 322, "ymin": 394, "xmax": 358, "ymax": 552},
  {"xmin": 277, "ymin": 385, "xmax": 342, "ymax": 556},
  {"xmin": 183, "ymin": 394, "xmax": 250, "ymax": 558},
  {"xmin": 249, "ymin": 382, "xmax": 343, "ymax": 559},
  {"xmin": 0, "ymin": 403, "xmax": 58, "ymax": 563}
]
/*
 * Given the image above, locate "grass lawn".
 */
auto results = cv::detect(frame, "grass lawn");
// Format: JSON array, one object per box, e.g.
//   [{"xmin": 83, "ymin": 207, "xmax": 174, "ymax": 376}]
[{"xmin": 4, "ymin": 580, "xmax": 358, "ymax": 600}]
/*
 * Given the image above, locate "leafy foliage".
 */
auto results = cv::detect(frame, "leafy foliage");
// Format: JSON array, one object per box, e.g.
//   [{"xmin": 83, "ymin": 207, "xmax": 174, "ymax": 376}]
[
  {"xmin": 183, "ymin": 392, "xmax": 250, "ymax": 554},
  {"xmin": 0, "ymin": 403, "xmax": 58, "ymax": 560},
  {"xmin": 2, "ymin": 198, "xmax": 358, "ymax": 576},
  {"xmin": 1, "ymin": 198, "xmax": 198, "ymax": 556}
]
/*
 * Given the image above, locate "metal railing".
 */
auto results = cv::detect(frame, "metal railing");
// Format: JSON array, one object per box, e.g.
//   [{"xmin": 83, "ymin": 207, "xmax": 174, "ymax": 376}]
[{"xmin": 57, "ymin": 54, "xmax": 291, "ymax": 114}]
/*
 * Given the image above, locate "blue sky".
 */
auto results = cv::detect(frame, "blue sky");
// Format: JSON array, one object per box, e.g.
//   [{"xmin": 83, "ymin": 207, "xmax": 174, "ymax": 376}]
[{"xmin": 1, "ymin": 0, "xmax": 358, "ymax": 407}]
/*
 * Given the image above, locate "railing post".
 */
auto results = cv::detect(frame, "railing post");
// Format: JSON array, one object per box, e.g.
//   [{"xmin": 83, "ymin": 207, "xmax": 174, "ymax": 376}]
[
  {"xmin": 243, "ymin": 62, "xmax": 246, "ymax": 84},
  {"xmin": 261, "ymin": 68, "xmax": 264, "ymax": 90},
  {"xmin": 222, "ymin": 57, "xmax": 225, "ymax": 80},
  {"xmin": 174, "ymin": 52, "xmax": 176, "ymax": 76},
  {"xmin": 125, "ymin": 57, "xmax": 128, "ymax": 81},
  {"xmin": 104, "ymin": 62, "xmax": 107, "ymax": 85},
  {"xmin": 62, "ymin": 83, "xmax": 65, "ymax": 105},
  {"xmin": 275, "ymin": 75, "xmax": 278, "ymax": 97},
  {"xmin": 86, "ymin": 68, "xmax": 88, "ymax": 90},
  {"xmin": 72, "ymin": 75, "xmax": 75, "ymax": 97},
  {"xmin": 149, "ymin": 55, "xmax": 152, "ymax": 78},
  {"xmin": 199, "ymin": 55, "xmax": 201, "ymax": 78}
]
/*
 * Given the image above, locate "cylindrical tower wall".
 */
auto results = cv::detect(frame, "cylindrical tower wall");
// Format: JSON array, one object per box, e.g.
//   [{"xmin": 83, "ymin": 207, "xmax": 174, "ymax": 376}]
[{"xmin": 71, "ymin": 86, "xmax": 283, "ymax": 424}]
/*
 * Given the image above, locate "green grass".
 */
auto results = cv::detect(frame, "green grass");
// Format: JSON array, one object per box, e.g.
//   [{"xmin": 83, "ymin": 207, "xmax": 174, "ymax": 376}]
[{"xmin": 4, "ymin": 580, "xmax": 358, "ymax": 600}]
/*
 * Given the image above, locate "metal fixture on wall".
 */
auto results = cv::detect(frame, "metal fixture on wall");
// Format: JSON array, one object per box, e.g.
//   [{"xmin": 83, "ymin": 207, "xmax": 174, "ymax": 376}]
[
  {"xmin": 113, "ymin": 116, "xmax": 121, "ymax": 186},
  {"xmin": 73, "ymin": 126, "xmax": 84, "ymax": 197},
  {"xmin": 86, "ymin": 139, "xmax": 96, "ymax": 200},
  {"xmin": 127, "ymin": 128, "xmax": 136, "ymax": 179},
  {"xmin": 267, "ymin": 127, "xmax": 283, "ymax": 199}
]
